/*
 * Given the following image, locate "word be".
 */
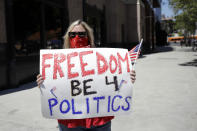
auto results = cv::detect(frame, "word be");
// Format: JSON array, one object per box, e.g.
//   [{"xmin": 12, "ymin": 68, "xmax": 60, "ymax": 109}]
[{"xmin": 71, "ymin": 76, "xmax": 118, "ymax": 97}]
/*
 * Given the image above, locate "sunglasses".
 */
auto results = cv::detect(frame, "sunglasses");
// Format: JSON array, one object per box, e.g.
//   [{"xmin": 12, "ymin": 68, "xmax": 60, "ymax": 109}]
[{"xmin": 69, "ymin": 32, "xmax": 87, "ymax": 38}]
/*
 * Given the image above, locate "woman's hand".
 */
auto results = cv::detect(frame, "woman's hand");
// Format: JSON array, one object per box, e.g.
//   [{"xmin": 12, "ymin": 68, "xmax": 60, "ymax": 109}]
[
  {"xmin": 36, "ymin": 74, "xmax": 44, "ymax": 88},
  {"xmin": 130, "ymin": 70, "xmax": 136, "ymax": 84}
]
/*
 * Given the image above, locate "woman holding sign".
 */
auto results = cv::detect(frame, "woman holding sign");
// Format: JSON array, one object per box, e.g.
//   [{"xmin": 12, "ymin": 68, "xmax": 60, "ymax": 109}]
[{"xmin": 37, "ymin": 20, "xmax": 136, "ymax": 131}]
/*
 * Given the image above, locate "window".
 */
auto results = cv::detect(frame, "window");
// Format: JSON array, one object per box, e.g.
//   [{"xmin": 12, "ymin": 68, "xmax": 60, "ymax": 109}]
[{"xmin": 13, "ymin": 0, "xmax": 41, "ymax": 56}]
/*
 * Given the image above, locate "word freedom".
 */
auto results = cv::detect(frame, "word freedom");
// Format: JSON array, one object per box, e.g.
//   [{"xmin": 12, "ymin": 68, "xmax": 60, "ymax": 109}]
[{"xmin": 42, "ymin": 50, "xmax": 131, "ymax": 80}]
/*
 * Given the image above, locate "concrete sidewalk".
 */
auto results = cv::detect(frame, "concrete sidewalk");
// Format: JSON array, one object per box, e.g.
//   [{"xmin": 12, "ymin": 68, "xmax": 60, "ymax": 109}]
[
  {"xmin": 113, "ymin": 44, "xmax": 197, "ymax": 131},
  {"xmin": 0, "ymin": 44, "xmax": 197, "ymax": 131}
]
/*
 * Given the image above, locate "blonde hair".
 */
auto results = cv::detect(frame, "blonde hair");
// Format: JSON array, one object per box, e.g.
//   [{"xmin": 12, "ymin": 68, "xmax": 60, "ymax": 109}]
[{"xmin": 63, "ymin": 20, "xmax": 94, "ymax": 48}]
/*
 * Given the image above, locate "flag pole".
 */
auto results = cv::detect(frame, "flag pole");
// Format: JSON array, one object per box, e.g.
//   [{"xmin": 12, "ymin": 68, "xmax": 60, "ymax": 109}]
[{"xmin": 132, "ymin": 39, "xmax": 143, "ymax": 70}]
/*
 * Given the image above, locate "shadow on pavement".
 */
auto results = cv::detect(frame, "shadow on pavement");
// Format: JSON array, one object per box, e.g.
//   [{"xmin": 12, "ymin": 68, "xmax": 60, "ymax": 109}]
[
  {"xmin": 138, "ymin": 55, "xmax": 146, "ymax": 59},
  {"xmin": 131, "ymin": 46, "xmax": 173, "ymax": 60},
  {"xmin": 143, "ymin": 46, "xmax": 174, "ymax": 55},
  {"xmin": 179, "ymin": 59, "xmax": 197, "ymax": 67},
  {"xmin": 181, "ymin": 48, "xmax": 196, "ymax": 52},
  {"xmin": 0, "ymin": 82, "xmax": 37, "ymax": 96},
  {"xmin": 153, "ymin": 46, "xmax": 174, "ymax": 53}
]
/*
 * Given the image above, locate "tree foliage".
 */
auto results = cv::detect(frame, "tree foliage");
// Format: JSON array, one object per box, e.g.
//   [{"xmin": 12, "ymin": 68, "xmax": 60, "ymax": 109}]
[{"xmin": 169, "ymin": 0, "xmax": 197, "ymax": 34}]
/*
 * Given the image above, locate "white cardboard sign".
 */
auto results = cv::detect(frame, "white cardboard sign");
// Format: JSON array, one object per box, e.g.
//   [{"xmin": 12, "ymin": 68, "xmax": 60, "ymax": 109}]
[{"xmin": 40, "ymin": 48, "xmax": 133, "ymax": 119}]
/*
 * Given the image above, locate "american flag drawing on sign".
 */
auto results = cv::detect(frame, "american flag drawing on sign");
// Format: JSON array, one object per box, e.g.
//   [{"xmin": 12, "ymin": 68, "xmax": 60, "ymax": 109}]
[
  {"xmin": 129, "ymin": 39, "xmax": 143, "ymax": 63},
  {"xmin": 50, "ymin": 87, "xmax": 57, "ymax": 98}
]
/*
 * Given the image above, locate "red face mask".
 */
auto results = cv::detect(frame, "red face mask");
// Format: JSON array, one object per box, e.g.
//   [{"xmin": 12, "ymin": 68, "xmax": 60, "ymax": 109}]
[{"xmin": 70, "ymin": 35, "xmax": 89, "ymax": 48}]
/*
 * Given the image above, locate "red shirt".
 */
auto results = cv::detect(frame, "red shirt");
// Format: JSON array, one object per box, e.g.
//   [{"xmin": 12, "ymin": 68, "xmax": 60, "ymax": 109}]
[{"xmin": 58, "ymin": 116, "xmax": 114, "ymax": 128}]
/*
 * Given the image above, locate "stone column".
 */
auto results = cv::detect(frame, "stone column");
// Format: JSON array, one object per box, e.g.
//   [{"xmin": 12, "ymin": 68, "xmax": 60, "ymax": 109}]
[
  {"xmin": 67, "ymin": 0, "xmax": 83, "ymax": 23},
  {"xmin": 137, "ymin": 0, "xmax": 141, "ymax": 42},
  {"xmin": 126, "ymin": 3, "xmax": 138, "ymax": 43},
  {"xmin": 0, "ymin": 0, "xmax": 7, "ymax": 90},
  {"xmin": 0, "ymin": 0, "xmax": 7, "ymax": 43}
]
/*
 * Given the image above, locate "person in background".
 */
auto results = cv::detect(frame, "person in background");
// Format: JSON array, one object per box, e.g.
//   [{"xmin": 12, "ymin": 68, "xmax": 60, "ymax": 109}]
[{"xmin": 37, "ymin": 20, "xmax": 136, "ymax": 131}]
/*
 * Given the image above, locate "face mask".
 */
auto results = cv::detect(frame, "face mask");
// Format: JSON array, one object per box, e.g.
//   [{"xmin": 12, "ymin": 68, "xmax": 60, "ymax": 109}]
[{"xmin": 70, "ymin": 35, "xmax": 89, "ymax": 48}]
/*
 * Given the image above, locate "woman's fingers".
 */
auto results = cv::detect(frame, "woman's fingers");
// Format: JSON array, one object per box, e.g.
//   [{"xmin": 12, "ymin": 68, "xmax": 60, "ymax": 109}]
[
  {"xmin": 130, "ymin": 70, "xmax": 136, "ymax": 84},
  {"xmin": 37, "ymin": 80, "xmax": 44, "ymax": 88},
  {"xmin": 37, "ymin": 74, "xmax": 41, "ymax": 79},
  {"xmin": 130, "ymin": 70, "xmax": 136, "ymax": 77},
  {"xmin": 36, "ymin": 77, "xmax": 43, "ymax": 83},
  {"xmin": 36, "ymin": 74, "xmax": 43, "ymax": 88},
  {"xmin": 37, "ymin": 80, "xmax": 44, "ymax": 87},
  {"xmin": 131, "ymin": 76, "xmax": 136, "ymax": 83}
]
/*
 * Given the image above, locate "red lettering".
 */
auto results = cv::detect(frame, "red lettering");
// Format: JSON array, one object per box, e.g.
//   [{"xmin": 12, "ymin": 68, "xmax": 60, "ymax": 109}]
[
  {"xmin": 42, "ymin": 54, "xmax": 53, "ymax": 80},
  {"xmin": 67, "ymin": 52, "xmax": 79, "ymax": 79},
  {"xmin": 53, "ymin": 53, "xmax": 66, "ymax": 79},
  {"xmin": 96, "ymin": 52, "xmax": 108, "ymax": 74},
  {"xmin": 79, "ymin": 51, "xmax": 95, "ymax": 77},
  {"xmin": 109, "ymin": 55, "xmax": 118, "ymax": 74},
  {"xmin": 117, "ymin": 52, "xmax": 130, "ymax": 74}
]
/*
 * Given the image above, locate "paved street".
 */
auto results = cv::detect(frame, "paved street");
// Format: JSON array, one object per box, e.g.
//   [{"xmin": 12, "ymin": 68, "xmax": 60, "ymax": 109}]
[{"xmin": 0, "ymin": 43, "xmax": 197, "ymax": 131}]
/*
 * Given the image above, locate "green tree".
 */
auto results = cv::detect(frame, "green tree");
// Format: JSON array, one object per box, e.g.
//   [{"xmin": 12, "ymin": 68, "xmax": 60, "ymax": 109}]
[{"xmin": 169, "ymin": 0, "xmax": 197, "ymax": 35}]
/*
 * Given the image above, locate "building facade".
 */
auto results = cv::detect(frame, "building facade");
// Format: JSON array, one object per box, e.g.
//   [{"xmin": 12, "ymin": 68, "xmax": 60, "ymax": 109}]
[{"xmin": 0, "ymin": 0, "xmax": 161, "ymax": 90}]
